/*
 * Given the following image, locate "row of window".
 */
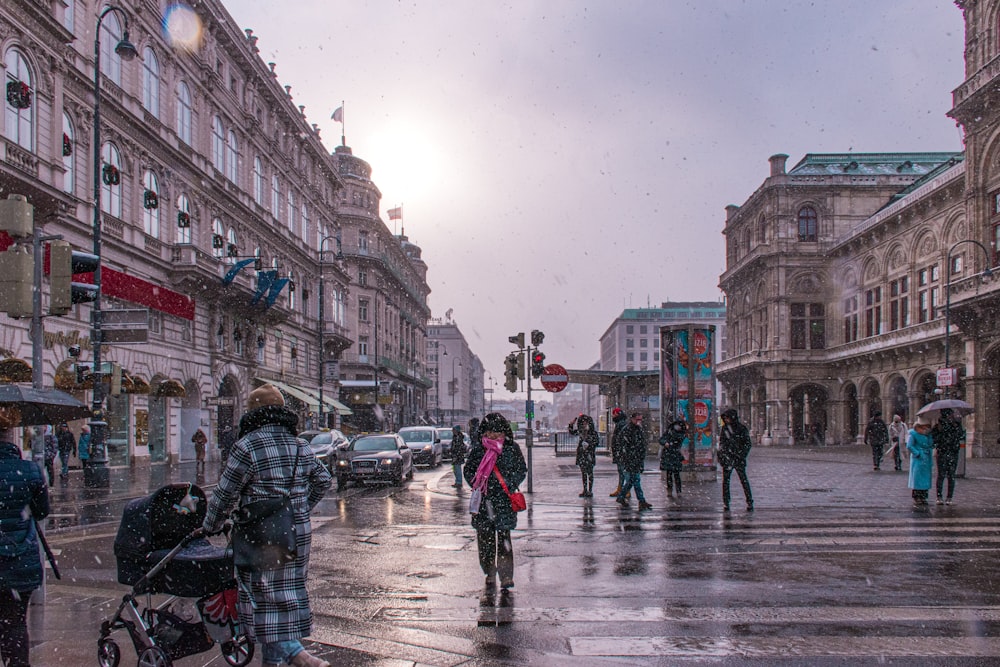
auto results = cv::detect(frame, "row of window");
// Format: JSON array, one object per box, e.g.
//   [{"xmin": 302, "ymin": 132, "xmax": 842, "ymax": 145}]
[
  {"xmin": 729, "ymin": 206, "xmax": 820, "ymax": 261},
  {"xmin": 843, "ymin": 263, "xmax": 941, "ymax": 343}
]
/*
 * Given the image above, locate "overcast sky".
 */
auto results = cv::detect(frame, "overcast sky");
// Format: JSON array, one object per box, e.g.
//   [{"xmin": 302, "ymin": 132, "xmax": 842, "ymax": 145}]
[{"xmin": 225, "ymin": 1, "xmax": 965, "ymax": 398}]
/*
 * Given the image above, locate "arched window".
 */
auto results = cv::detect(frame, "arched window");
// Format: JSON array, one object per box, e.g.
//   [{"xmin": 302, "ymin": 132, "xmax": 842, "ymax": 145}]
[
  {"xmin": 99, "ymin": 11, "xmax": 125, "ymax": 85},
  {"xmin": 253, "ymin": 156, "xmax": 264, "ymax": 204},
  {"xmin": 797, "ymin": 206, "xmax": 818, "ymax": 242},
  {"xmin": 176, "ymin": 81, "xmax": 192, "ymax": 144},
  {"xmin": 225, "ymin": 129, "xmax": 238, "ymax": 183},
  {"xmin": 142, "ymin": 170, "xmax": 160, "ymax": 238},
  {"xmin": 4, "ymin": 49, "xmax": 34, "ymax": 151},
  {"xmin": 271, "ymin": 174, "xmax": 281, "ymax": 220},
  {"xmin": 757, "ymin": 214, "xmax": 767, "ymax": 245},
  {"xmin": 141, "ymin": 47, "xmax": 159, "ymax": 117},
  {"xmin": 226, "ymin": 227, "xmax": 238, "ymax": 265},
  {"xmin": 211, "ymin": 115, "xmax": 225, "ymax": 172},
  {"xmin": 287, "ymin": 190, "xmax": 296, "ymax": 233},
  {"xmin": 62, "ymin": 113, "xmax": 75, "ymax": 194},
  {"xmin": 101, "ymin": 142, "xmax": 123, "ymax": 217},
  {"xmin": 300, "ymin": 202, "xmax": 309, "ymax": 241},
  {"xmin": 212, "ymin": 217, "xmax": 225, "ymax": 258},
  {"xmin": 176, "ymin": 193, "xmax": 191, "ymax": 244}
]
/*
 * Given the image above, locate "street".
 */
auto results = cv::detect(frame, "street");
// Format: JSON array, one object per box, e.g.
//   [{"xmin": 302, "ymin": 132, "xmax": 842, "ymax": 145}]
[{"xmin": 35, "ymin": 445, "xmax": 1000, "ymax": 665}]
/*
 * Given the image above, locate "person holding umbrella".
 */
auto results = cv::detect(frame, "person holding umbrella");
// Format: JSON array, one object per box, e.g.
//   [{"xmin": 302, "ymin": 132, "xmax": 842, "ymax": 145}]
[
  {"xmin": 932, "ymin": 408, "xmax": 965, "ymax": 505},
  {"xmin": 0, "ymin": 405, "xmax": 50, "ymax": 666}
]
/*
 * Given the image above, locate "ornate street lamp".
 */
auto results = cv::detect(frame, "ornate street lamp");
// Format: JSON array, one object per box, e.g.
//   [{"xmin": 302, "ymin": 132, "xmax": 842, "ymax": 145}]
[
  {"xmin": 88, "ymin": 6, "xmax": 136, "ymax": 488},
  {"xmin": 943, "ymin": 239, "xmax": 993, "ymax": 395},
  {"xmin": 317, "ymin": 233, "xmax": 342, "ymax": 429}
]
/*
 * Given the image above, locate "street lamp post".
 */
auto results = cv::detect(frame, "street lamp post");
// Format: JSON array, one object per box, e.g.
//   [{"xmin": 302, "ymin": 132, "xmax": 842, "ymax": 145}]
[
  {"xmin": 450, "ymin": 357, "xmax": 461, "ymax": 425},
  {"xmin": 944, "ymin": 240, "xmax": 994, "ymax": 383},
  {"xmin": 317, "ymin": 233, "xmax": 343, "ymax": 430},
  {"xmin": 88, "ymin": 6, "xmax": 136, "ymax": 488},
  {"xmin": 485, "ymin": 371, "xmax": 495, "ymax": 411}
]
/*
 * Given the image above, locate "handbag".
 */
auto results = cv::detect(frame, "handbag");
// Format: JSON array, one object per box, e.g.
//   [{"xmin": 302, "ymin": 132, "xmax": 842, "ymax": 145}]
[
  {"xmin": 493, "ymin": 466, "xmax": 526, "ymax": 512},
  {"xmin": 231, "ymin": 448, "xmax": 299, "ymax": 571}
]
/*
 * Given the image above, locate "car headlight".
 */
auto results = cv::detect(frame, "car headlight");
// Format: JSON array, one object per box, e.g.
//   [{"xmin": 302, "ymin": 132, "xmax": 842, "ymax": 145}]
[
  {"xmin": 336, "ymin": 459, "xmax": 348, "ymax": 467},
  {"xmin": 422, "ymin": 445, "xmax": 432, "ymax": 451},
  {"xmin": 381, "ymin": 458, "xmax": 397, "ymax": 466}
]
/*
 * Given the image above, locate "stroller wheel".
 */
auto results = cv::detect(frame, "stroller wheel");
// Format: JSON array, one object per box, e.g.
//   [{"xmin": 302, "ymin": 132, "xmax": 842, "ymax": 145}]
[
  {"xmin": 221, "ymin": 633, "xmax": 255, "ymax": 666},
  {"xmin": 137, "ymin": 645, "xmax": 172, "ymax": 667},
  {"xmin": 97, "ymin": 638, "xmax": 121, "ymax": 667}
]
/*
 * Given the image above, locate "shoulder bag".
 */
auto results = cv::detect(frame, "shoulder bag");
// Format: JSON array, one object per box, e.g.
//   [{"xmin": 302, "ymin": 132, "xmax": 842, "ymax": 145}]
[
  {"xmin": 493, "ymin": 466, "xmax": 526, "ymax": 512},
  {"xmin": 231, "ymin": 446, "xmax": 299, "ymax": 571}
]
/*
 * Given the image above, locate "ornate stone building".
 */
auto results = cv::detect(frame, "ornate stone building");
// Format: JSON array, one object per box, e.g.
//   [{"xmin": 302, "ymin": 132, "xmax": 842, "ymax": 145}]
[
  {"xmin": 0, "ymin": 0, "xmax": 431, "ymax": 462},
  {"xmin": 717, "ymin": 0, "xmax": 1000, "ymax": 457}
]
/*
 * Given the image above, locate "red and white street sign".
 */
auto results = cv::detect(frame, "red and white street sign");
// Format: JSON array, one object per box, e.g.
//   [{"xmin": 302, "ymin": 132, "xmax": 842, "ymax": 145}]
[{"xmin": 541, "ymin": 364, "xmax": 568, "ymax": 392}]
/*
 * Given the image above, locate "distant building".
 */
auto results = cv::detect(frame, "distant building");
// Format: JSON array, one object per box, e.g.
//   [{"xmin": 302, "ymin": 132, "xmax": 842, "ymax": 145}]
[{"xmin": 427, "ymin": 318, "xmax": 483, "ymax": 426}]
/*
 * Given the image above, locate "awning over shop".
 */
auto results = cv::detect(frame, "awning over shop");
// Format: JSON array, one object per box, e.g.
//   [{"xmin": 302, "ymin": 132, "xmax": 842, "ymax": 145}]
[
  {"xmin": 339, "ymin": 380, "xmax": 377, "ymax": 388},
  {"xmin": 258, "ymin": 379, "xmax": 352, "ymax": 415},
  {"xmin": 153, "ymin": 378, "xmax": 186, "ymax": 397}
]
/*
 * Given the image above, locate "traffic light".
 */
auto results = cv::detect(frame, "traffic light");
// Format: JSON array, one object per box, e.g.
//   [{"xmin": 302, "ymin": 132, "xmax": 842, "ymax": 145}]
[
  {"xmin": 508, "ymin": 332, "xmax": 524, "ymax": 348},
  {"xmin": 49, "ymin": 240, "xmax": 99, "ymax": 315},
  {"xmin": 531, "ymin": 351, "xmax": 545, "ymax": 378},
  {"xmin": 75, "ymin": 363, "xmax": 91, "ymax": 385},
  {"xmin": 0, "ymin": 193, "xmax": 34, "ymax": 239},
  {"xmin": 0, "ymin": 245, "xmax": 33, "ymax": 318},
  {"xmin": 504, "ymin": 353, "xmax": 518, "ymax": 392},
  {"xmin": 531, "ymin": 330, "xmax": 545, "ymax": 346},
  {"xmin": 516, "ymin": 352, "xmax": 525, "ymax": 380}
]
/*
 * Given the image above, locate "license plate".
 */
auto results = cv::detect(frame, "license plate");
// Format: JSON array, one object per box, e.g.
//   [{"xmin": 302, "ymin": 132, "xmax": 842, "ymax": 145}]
[{"xmin": 355, "ymin": 461, "xmax": 374, "ymax": 469}]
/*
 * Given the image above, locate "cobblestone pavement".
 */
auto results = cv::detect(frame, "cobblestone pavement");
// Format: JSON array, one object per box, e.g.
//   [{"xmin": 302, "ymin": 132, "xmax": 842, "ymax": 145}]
[{"xmin": 33, "ymin": 444, "xmax": 1000, "ymax": 665}]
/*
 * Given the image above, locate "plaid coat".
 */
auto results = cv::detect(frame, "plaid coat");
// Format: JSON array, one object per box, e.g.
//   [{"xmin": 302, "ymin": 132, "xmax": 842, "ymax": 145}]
[{"xmin": 203, "ymin": 406, "xmax": 331, "ymax": 644}]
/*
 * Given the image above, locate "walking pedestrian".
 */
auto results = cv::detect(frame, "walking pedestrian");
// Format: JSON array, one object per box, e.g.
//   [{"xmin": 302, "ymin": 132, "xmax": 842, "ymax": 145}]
[
  {"xmin": 202, "ymin": 384, "xmax": 333, "ymax": 667},
  {"xmin": 907, "ymin": 415, "xmax": 934, "ymax": 507},
  {"xmin": 56, "ymin": 422, "xmax": 75, "ymax": 478},
  {"xmin": 218, "ymin": 423, "xmax": 236, "ymax": 470},
  {"xmin": 932, "ymin": 408, "xmax": 965, "ymax": 505},
  {"xmin": 888, "ymin": 414, "xmax": 908, "ymax": 471},
  {"xmin": 77, "ymin": 425, "xmax": 91, "ymax": 467},
  {"xmin": 616, "ymin": 412, "xmax": 653, "ymax": 510},
  {"xmin": 0, "ymin": 405, "xmax": 50, "ymax": 667},
  {"xmin": 659, "ymin": 419, "xmax": 687, "ymax": 497},
  {"xmin": 608, "ymin": 408, "xmax": 628, "ymax": 499},
  {"xmin": 450, "ymin": 425, "xmax": 466, "ymax": 488},
  {"xmin": 464, "ymin": 412, "xmax": 527, "ymax": 591},
  {"xmin": 719, "ymin": 409, "xmax": 753, "ymax": 512},
  {"xmin": 191, "ymin": 428, "xmax": 208, "ymax": 473},
  {"xmin": 42, "ymin": 426, "xmax": 56, "ymax": 486},
  {"xmin": 569, "ymin": 414, "xmax": 598, "ymax": 497},
  {"xmin": 864, "ymin": 411, "xmax": 889, "ymax": 471}
]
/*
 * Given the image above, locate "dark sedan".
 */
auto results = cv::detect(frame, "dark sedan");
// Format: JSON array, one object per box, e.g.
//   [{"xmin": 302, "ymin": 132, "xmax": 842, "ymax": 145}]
[{"xmin": 334, "ymin": 434, "xmax": 414, "ymax": 490}]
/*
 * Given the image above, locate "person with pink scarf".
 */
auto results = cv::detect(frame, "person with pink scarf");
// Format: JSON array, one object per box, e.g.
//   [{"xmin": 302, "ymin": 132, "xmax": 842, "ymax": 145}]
[{"xmin": 463, "ymin": 412, "xmax": 527, "ymax": 591}]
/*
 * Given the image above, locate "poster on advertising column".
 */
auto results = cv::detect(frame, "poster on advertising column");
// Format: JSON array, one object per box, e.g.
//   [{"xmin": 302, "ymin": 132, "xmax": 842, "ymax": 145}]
[{"xmin": 660, "ymin": 325, "xmax": 716, "ymax": 467}]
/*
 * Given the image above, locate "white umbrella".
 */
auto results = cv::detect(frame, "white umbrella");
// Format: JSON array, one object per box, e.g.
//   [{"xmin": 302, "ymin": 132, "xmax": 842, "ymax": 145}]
[{"xmin": 916, "ymin": 399, "xmax": 974, "ymax": 419}]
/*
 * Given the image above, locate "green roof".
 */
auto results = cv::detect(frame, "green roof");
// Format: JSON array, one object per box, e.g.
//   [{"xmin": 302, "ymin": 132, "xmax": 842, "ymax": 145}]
[{"xmin": 789, "ymin": 152, "xmax": 963, "ymax": 177}]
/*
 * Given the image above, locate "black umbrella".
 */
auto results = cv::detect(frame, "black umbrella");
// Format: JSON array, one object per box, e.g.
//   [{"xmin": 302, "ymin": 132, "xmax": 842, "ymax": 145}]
[{"xmin": 0, "ymin": 385, "xmax": 92, "ymax": 426}]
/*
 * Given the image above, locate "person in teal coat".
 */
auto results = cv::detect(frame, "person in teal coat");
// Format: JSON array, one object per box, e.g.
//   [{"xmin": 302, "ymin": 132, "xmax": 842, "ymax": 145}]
[{"xmin": 907, "ymin": 415, "xmax": 935, "ymax": 506}]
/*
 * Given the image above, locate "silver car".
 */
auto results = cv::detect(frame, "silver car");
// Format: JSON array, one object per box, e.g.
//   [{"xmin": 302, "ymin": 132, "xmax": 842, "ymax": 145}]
[{"xmin": 308, "ymin": 429, "xmax": 347, "ymax": 471}]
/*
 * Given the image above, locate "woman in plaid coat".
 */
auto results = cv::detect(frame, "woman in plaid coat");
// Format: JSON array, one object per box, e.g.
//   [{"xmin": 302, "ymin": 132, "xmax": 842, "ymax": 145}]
[{"xmin": 203, "ymin": 385, "xmax": 332, "ymax": 667}]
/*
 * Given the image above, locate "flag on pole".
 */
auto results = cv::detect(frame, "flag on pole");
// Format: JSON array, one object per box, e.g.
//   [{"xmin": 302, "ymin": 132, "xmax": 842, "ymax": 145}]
[
  {"xmin": 331, "ymin": 106, "xmax": 344, "ymax": 123},
  {"xmin": 387, "ymin": 207, "xmax": 402, "ymax": 221}
]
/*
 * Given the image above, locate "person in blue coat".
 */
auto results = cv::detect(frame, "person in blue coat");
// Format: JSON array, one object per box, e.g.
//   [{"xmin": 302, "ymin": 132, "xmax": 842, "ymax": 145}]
[
  {"xmin": 464, "ymin": 412, "xmax": 527, "ymax": 591},
  {"xmin": 907, "ymin": 415, "xmax": 935, "ymax": 507},
  {"xmin": 0, "ymin": 406, "xmax": 50, "ymax": 667}
]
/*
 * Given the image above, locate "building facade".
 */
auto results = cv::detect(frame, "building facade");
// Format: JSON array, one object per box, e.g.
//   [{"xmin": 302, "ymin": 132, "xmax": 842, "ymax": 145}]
[
  {"xmin": 716, "ymin": 0, "xmax": 1000, "ymax": 456},
  {"xmin": 426, "ymin": 317, "xmax": 483, "ymax": 427},
  {"xmin": 0, "ymin": 0, "xmax": 432, "ymax": 462}
]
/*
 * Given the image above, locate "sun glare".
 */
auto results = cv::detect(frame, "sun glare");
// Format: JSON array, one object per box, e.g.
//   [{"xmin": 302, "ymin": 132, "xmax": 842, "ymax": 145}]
[{"xmin": 362, "ymin": 120, "xmax": 446, "ymax": 216}]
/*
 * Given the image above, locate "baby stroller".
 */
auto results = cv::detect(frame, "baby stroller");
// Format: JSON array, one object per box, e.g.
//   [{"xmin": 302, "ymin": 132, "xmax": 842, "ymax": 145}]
[{"xmin": 98, "ymin": 483, "xmax": 254, "ymax": 667}]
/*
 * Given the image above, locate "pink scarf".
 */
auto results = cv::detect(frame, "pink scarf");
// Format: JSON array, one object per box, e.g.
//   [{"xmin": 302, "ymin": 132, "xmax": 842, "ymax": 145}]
[{"xmin": 471, "ymin": 437, "xmax": 504, "ymax": 491}]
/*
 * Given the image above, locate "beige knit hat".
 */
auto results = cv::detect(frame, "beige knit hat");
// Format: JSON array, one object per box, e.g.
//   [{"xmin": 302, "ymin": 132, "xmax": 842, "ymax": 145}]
[{"xmin": 247, "ymin": 384, "xmax": 284, "ymax": 411}]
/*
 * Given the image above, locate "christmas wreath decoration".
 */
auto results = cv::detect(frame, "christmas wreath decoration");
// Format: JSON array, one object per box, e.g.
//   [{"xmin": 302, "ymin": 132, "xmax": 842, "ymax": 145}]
[
  {"xmin": 102, "ymin": 164, "xmax": 121, "ymax": 186},
  {"xmin": 212, "ymin": 234, "xmax": 224, "ymax": 248},
  {"xmin": 177, "ymin": 211, "xmax": 191, "ymax": 228},
  {"xmin": 5, "ymin": 81, "xmax": 31, "ymax": 110},
  {"xmin": 62, "ymin": 133, "xmax": 72, "ymax": 157},
  {"xmin": 143, "ymin": 189, "xmax": 158, "ymax": 210}
]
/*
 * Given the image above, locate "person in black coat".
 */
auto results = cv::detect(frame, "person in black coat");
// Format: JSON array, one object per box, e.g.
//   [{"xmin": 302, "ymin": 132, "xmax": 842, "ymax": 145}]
[
  {"xmin": 450, "ymin": 424, "xmax": 467, "ymax": 488},
  {"xmin": 616, "ymin": 412, "xmax": 652, "ymax": 510},
  {"xmin": 608, "ymin": 408, "xmax": 628, "ymax": 498},
  {"xmin": 719, "ymin": 409, "xmax": 753, "ymax": 512},
  {"xmin": 864, "ymin": 411, "xmax": 889, "ymax": 471},
  {"xmin": 569, "ymin": 414, "xmax": 598, "ymax": 497},
  {"xmin": 0, "ymin": 406, "xmax": 50, "ymax": 667},
  {"xmin": 932, "ymin": 408, "xmax": 965, "ymax": 505},
  {"xmin": 659, "ymin": 419, "xmax": 687, "ymax": 497},
  {"xmin": 464, "ymin": 412, "xmax": 527, "ymax": 591}
]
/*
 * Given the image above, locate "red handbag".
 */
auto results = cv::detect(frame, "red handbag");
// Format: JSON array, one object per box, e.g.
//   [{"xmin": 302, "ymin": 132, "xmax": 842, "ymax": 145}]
[{"xmin": 493, "ymin": 466, "xmax": 526, "ymax": 512}]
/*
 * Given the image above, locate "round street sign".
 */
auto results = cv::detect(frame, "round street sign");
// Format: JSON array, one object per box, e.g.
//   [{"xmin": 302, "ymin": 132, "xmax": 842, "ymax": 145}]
[{"xmin": 541, "ymin": 364, "xmax": 568, "ymax": 392}]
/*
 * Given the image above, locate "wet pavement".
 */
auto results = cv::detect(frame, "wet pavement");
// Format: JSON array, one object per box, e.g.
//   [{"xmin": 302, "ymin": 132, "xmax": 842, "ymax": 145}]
[{"xmin": 34, "ymin": 444, "xmax": 1000, "ymax": 665}]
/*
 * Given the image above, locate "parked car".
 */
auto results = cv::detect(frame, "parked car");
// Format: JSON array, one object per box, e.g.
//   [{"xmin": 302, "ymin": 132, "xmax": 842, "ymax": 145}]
[
  {"xmin": 397, "ymin": 426, "xmax": 443, "ymax": 467},
  {"xmin": 334, "ymin": 433, "xmax": 413, "ymax": 489},
  {"xmin": 308, "ymin": 429, "xmax": 347, "ymax": 472}
]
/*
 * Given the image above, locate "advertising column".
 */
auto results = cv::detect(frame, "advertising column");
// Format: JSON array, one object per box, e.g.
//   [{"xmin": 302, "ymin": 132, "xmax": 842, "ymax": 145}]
[{"xmin": 660, "ymin": 324, "xmax": 717, "ymax": 474}]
